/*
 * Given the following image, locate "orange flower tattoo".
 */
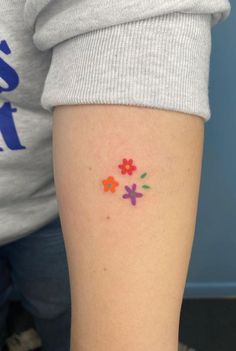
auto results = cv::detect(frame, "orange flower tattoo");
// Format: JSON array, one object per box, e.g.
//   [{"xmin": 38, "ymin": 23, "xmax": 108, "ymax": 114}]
[{"xmin": 102, "ymin": 176, "xmax": 119, "ymax": 193}]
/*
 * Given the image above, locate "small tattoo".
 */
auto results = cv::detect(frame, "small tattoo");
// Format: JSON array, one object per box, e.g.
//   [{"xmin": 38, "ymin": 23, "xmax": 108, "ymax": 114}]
[
  {"xmin": 142, "ymin": 184, "xmax": 151, "ymax": 189},
  {"xmin": 140, "ymin": 172, "xmax": 151, "ymax": 189},
  {"xmin": 102, "ymin": 176, "xmax": 119, "ymax": 193},
  {"xmin": 140, "ymin": 172, "xmax": 147, "ymax": 179},
  {"xmin": 122, "ymin": 184, "xmax": 143, "ymax": 206},
  {"xmin": 102, "ymin": 158, "xmax": 151, "ymax": 206},
  {"xmin": 118, "ymin": 158, "xmax": 137, "ymax": 176}
]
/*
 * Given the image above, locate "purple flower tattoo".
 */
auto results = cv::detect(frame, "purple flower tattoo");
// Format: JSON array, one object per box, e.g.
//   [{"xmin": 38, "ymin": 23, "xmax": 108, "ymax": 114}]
[{"xmin": 122, "ymin": 184, "xmax": 143, "ymax": 206}]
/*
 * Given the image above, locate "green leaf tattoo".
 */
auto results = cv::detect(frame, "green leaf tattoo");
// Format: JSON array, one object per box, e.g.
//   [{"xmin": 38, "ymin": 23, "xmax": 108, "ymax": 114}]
[
  {"xmin": 142, "ymin": 184, "xmax": 151, "ymax": 189},
  {"xmin": 140, "ymin": 172, "xmax": 147, "ymax": 179}
]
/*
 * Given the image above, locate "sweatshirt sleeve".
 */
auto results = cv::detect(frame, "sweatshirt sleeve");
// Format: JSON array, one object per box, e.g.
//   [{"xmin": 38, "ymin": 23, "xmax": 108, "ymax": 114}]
[{"xmin": 24, "ymin": 0, "xmax": 231, "ymax": 122}]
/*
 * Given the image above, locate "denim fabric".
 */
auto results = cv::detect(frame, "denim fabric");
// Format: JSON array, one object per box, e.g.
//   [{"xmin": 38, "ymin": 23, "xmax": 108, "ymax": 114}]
[{"xmin": 0, "ymin": 216, "xmax": 71, "ymax": 351}]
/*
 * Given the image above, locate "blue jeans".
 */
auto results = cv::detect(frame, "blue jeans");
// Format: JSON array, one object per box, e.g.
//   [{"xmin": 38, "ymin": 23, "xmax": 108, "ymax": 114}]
[{"xmin": 0, "ymin": 216, "xmax": 71, "ymax": 351}]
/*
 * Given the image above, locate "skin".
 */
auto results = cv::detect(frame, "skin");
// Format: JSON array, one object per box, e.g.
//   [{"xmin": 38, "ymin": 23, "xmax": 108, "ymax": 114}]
[{"xmin": 53, "ymin": 104, "xmax": 204, "ymax": 351}]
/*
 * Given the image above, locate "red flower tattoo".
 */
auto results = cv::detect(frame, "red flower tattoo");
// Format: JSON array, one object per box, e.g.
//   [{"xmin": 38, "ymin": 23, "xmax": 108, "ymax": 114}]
[{"xmin": 118, "ymin": 158, "xmax": 137, "ymax": 176}]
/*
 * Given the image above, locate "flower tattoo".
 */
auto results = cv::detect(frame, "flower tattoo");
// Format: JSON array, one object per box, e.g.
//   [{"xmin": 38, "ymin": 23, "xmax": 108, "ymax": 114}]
[
  {"xmin": 118, "ymin": 158, "xmax": 137, "ymax": 176},
  {"xmin": 122, "ymin": 184, "xmax": 143, "ymax": 206},
  {"xmin": 102, "ymin": 176, "xmax": 119, "ymax": 193},
  {"xmin": 102, "ymin": 158, "xmax": 151, "ymax": 206}
]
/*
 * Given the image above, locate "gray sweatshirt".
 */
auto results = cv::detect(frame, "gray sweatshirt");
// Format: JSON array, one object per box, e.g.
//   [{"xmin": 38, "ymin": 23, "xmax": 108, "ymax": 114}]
[{"xmin": 0, "ymin": 0, "xmax": 231, "ymax": 245}]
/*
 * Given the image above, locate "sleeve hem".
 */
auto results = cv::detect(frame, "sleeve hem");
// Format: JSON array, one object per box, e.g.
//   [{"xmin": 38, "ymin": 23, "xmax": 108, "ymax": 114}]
[{"xmin": 41, "ymin": 13, "xmax": 212, "ymax": 122}]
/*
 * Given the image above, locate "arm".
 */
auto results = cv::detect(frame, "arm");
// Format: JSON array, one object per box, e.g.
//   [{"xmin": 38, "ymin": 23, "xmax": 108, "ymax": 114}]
[
  {"xmin": 24, "ymin": 1, "xmax": 229, "ymax": 349},
  {"xmin": 53, "ymin": 104, "xmax": 204, "ymax": 351}
]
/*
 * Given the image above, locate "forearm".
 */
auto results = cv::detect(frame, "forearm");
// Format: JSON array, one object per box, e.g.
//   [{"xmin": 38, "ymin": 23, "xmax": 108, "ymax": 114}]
[{"xmin": 53, "ymin": 104, "xmax": 204, "ymax": 351}]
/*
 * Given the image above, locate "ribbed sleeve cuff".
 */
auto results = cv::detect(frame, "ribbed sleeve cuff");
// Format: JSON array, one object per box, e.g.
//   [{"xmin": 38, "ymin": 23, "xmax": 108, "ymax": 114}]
[{"xmin": 41, "ymin": 13, "xmax": 212, "ymax": 121}]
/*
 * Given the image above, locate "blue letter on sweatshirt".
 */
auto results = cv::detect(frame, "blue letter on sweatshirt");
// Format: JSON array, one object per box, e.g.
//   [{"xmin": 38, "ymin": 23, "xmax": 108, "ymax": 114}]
[
  {"xmin": 0, "ymin": 40, "xmax": 19, "ymax": 93},
  {"xmin": 0, "ymin": 102, "xmax": 26, "ymax": 151}
]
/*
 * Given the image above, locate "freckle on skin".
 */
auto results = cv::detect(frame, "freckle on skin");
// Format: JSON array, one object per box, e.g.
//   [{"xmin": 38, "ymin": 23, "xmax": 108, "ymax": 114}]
[
  {"xmin": 88, "ymin": 166, "xmax": 92, "ymax": 171},
  {"xmin": 106, "ymin": 215, "xmax": 110, "ymax": 220},
  {"xmin": 103, "ymin": 267, "xmax": 107, "ymax": 272}
]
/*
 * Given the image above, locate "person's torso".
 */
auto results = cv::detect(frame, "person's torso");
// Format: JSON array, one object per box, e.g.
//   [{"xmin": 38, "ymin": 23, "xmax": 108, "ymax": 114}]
[{"xmin": 0, "ymin": 1, "xmax": 58, "ymax": 246}]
